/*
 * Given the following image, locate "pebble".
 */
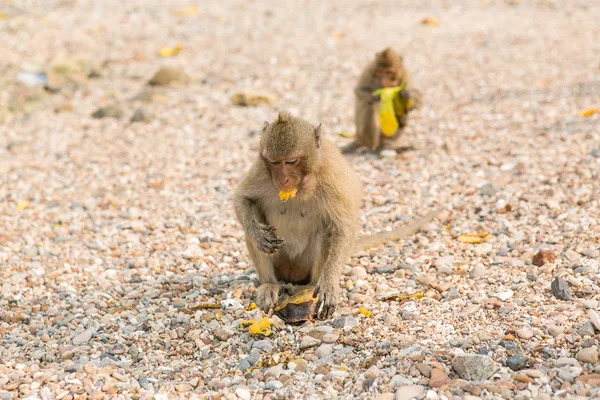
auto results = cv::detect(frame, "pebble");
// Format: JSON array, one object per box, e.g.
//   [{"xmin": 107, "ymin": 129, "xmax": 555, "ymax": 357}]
[
  {"xmin": 415, "ymin": 362, "xmax": 431, "ymax": 378},
  {"xmin": 576, "ymin": 346, "xmax": 599, "ymax": 364},
  {"xmin": 517, "ymin": 327, "xmax": 534, "ymax": 339},
  {"xmin": 394, "ymin": 385, "xmax": 425, "ymax": 400},
  {"xmin": 264, "ymin": 380, "xmax": 283, "ymax": 391},
  {"xmin": 252, "ymin": 339, "xmax": 273, "ymax": 352},
  {"xmin": 91, "ymin": 104, "xmax": 123, "ymax": 119},
  {"xmin": 322, "ymin": 333, "xmax": 339, "ymax": 343},
  {"xmin": 551, "ymin": 277, "xmax": 571, "ymax": 300},
  {"xmin": 470, "ymin": 264, "xmax": 487, "ymax": 278},
  {"xmin": 315, "ymin": 344, "xmax": 333, "ymax": 358},
  {"xmin": 72, "ymin": 328, "xmax": 94, "ymax": 345},
  {"xmin": 588, "ymin": 309, "xmax": 600, "ymax": 331},
  {"xmin": 532, "ymin": 249, "xmax": 557, "ymax": 266},
  {"xmin": 380, "ymin": 150, "xmax": 397, "ymax": 158},
  {"xmin": 474, "ymin": 243, "xmax": 493, "ymax": 257},
  {"xmin": 351, "ymin": 266, "xmax": 368, "ymax": 278},
  {"xmin": 582, "ymin": 247, "xmax": 600, "ymax": 258},
  {"xmin": 332, "ymin": 316, "xmax": 358, "ymax": 330},
  {"xmin": 148, "ymin": 67, "xmax": 190, "ymax": 86},
  {"xmin": 429, "ymin": 368, "xmax": 449, "ymax": 388},
  {"xmin": 452, "ymin": 354, "xmax": 498, "ymax": 381},
  {"xmin": 390, "ymin": 374, "xmax": 413, "ymax": 388},
  {"xmin": 236, "ymin": 387, "xmax": 251, "ymax": 400},
  {"xmin": 214, "ymin": 328, "xmax": 230, "ymax": 342},
  {"xmin": 579, "ymin": 321, "xmax": 596, "ymax": 337},
  {"xmin": 300, "ymin": 336, "xmax": 321, "ymax": 349},
  {"xmin": 506, "ymin": 354, "xmax": 527, "ymax": 371},
  {"xmin": 130, "ymin": 107, "xmax": 154, "ymax": 123},
  {"xmin": 523, "ymin": 369, "xmax": 541, "ymax": 378},
  {"xmin": 364, "ymin": 365, "xmax": 379, "ymax": 380}
]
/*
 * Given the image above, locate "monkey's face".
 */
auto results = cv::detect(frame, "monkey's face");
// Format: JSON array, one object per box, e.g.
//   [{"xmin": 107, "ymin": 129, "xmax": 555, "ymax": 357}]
[
  {"xmin": 263, "ymin": 156, "xmax": 304, "ymax": 192},
  {"xmin": 376, "ymin": 69, "xmax": 401, "ymax": 88}
]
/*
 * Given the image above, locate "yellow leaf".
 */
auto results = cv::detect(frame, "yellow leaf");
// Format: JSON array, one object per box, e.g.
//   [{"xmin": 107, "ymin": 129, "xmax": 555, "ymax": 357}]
[
  {"xmin": 214, "ymin": 312, "xmax": 222, "ymax": 321},
  {"xmin": 279, "ymin": 187, "xmax": 297, "ymax": 202},
  {"xmin": 334, "ymin": 32, "xmax": 344, "ymax": 39},
  {"xmin": 457, "ymin": 232, "xmax": 492, "ymax": 244},
  {"xmin": 159, "ymin": 44, "xmax": 183, "ymax": 58},
  {"xmin": 338, "ymin": 132, "xmax": 353, "ymax": 138},
  {"xmin": 422, "ymin": 17, "xmax": 440, "ymax": 26},
  {"xmin": 579, "ymin": 108, "xmax": 598, "ymax": 118},
  {"xmin": 173, "ymin": 6, "xmax": 199, "ymax": 16},
  {"xmin": 16, "ymin": 201, "xmax": 30, "ymax": 211},
  {"xmin": 245, "ymin": 302, "xmax": 257, "ymax": 311},
  {"xmin": 358, "ymin": 306, "xmax": 372, "ymax": 318},
  {"xmin": 230, "ymin": 93, "xmax": 274, "ymax": 106},
  {"xmin": 0, "ymin": 12, "xmax": 7, "ymax": 19}
]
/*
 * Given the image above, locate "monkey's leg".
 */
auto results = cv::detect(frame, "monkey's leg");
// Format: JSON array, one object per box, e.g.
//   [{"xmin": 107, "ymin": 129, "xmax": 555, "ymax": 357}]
[
  {"xmin": 354, "ymin": 98, "xmax": 381, "ymax": 152},
  {"xmin": 247, "ymin": 240, "xmax": 281, "ymax": 311},
  {"xmin": 312, "ymin": 225, "xmax": 354, "ymax": 319}
]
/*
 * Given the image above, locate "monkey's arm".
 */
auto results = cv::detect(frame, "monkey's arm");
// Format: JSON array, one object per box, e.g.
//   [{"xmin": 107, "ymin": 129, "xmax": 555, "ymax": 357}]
[
  {"xmin": 354, "ymin": 210, "xmax": 439, "ymax": 252},
  {"xmin": 234, "ymin": 171, "xmax": 284, "ymax": 254},
  {"xmin": 354, "ymin": 87, "xmax": 379, "ymax": 104}
]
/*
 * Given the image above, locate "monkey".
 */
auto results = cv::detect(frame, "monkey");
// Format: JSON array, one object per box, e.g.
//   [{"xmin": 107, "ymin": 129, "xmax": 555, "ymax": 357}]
[
  {"xmin": 234, "ymin": 111, "xmax": 438, "ymax": 319},
  {"xmin": 342, "ymin": 48, "xmax": 423, "ymax": 154}
]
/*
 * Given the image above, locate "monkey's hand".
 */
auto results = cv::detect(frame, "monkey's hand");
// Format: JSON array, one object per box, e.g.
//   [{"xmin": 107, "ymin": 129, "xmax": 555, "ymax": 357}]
[
  {"xmin": 253, "ymin": 223, "xmax": 284, "ymax": 255},
  {"xmin": 256, "ymin": 283, "xmax": 280, "ymax": 311},
  {"xmin": 312, "ymin": 280, "xmax": 339, "ymax": 320}
]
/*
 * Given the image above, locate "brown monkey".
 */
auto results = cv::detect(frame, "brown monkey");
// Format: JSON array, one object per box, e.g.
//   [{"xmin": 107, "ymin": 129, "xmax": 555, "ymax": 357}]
[
  {"xmin": 234, "ymin": 111, "xmax": 437, "ymax": 319},
  {"xmin": 342, "ymin": 48, "xmax": 423, "ymax": 154}
]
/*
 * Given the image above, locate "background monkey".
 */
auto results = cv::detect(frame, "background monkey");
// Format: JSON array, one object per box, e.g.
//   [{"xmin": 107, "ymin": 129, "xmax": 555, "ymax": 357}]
[
  {"xmin": 234, "ymin": 111, "xmax": 437, "ymax": 319},
  {"xmin": 343, "ymin": 48, "xmax": 423, "ymax": 154}
]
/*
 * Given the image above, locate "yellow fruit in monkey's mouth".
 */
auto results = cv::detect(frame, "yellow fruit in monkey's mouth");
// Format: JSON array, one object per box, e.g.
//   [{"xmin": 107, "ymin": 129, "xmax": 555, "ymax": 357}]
[{"xmin": 279, "ymin": 187, "xmax": 298, "ymax": 202}]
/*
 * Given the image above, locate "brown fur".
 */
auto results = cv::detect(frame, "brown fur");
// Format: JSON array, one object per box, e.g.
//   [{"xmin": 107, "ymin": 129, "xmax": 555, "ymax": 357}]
[
  {"xmin": 343, "ymin": 48, "xmax": 423, "ymax": 154},
  {"xmin": 234, "ymin": 111, "xmax": 436, "ymax": 319}
]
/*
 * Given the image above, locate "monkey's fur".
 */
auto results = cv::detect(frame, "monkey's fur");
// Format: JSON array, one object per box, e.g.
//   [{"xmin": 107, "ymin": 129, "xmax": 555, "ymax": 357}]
[
  {"xmin": 234, "ymin": 111, "xmax": 437, "ymax": 319},
  {"xmin": 343, "ymin": 48, "xmax": 423, "ymax": 154}
]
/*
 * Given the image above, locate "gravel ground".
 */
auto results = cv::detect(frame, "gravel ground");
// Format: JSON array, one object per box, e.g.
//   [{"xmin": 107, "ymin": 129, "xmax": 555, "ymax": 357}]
[{"xmin": 1, "ymin": 0, "xmax": 600, "ymax": 399}]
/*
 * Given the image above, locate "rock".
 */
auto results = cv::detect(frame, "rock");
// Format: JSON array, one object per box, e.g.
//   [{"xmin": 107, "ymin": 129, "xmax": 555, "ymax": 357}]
[
  {"xmin": 589, "ymin": 309, "xmax": 600, "ymax": 331},
  {"xmin": 580, "ymin": 321, "xmax": 596, "ymax": 336},
  {"xmin": 582, "ymin": 247, "xmax": 599, "ymax": 258},
  {"xmin": 148, "ymin": 67, "xmax": 190, "ymax": 86},
  {"xmin": 332, "ymin": 316, "xmax": 359, "ymax": 330},
  {"xmin": 452, "ymin": 354, "xmax": 498, "ymax": 381},
  {"xmin": 429, "ymin": 368, "xmax": 449, "ymax": 388},
  {"xmin": 350, "ymin": 266, "xmax": 367, "ymax": 278},
  {"xmin": 470, "ymin": 264, "xmax": 487, "ymax": 278},
  {"xmin": 480, "ymin": 183, "xmax": 498, "ymax": 196},
  {"xmin": 322, "ymin": 333, "xmax": 339, "ymax": 343},
  {"xmin": 551, "ymin": 277, "xmax": 571, "ymax": 301},
  {"xmin": 394, "ymin": 385, "xmax": 425, "ymax": 400},
  {"xmin": 380, "ymin": 150, "xmax": 397, "ymax": 159},
  {"xmin": 583, "ymin": 299, "xmax": 598, "ymax": 309},
  {"xmin": 300, "ymin": 336, "xmax": 321, "ymax": 349},
  {"xmin": 532, "ymin": 249, "xmax": 556, "ymax": 266},
  {"xmin": 138, "ymin": 375, "xmax": 150, "ymax": 390},
  {"xmin": 130, "ymin": 107, "xmax": 154, "ymax": 123},
  {"xmin": 549, "ymin": 325, "xmax": 565, "ymax": 337},
  {"xmin": 252, "ymin": 339, "xmax": 273, "ymax": 352},
  {"xmin": 415, "ymin": 363, "xmax": 431, "ymax": 378},
  {"xmin": 364, "ymin": 365, "xmax": 379, "ymax": 380},
  {"xmin": 576, "ymin": 374, "xmax": 600, "ymax": 386},
  {"xmin": 514, "ymin": 374, "xmax": 534, "ymax": 383},
  {"xmin": 264, "ymin": 380, "xmax": 283, "ymax": 391},
  {"xmin": 214, "ymin": 328, "xmax": 230, "ymax": 341},
  {"xmin": 390, "ymin": 374, "xmax": 413, "ymax": 388},
  {"xmin": 576, "ymin": 346, "xmax": 599, "ymax": 364},
  {"xmin": 236, "ymin": 387, "xmax": 251, "ymax": 400},
  {"xmin": 238, "ymin": 350, "xmax": 260, "ymax": 370},
  {"xmin": 72, "ymin": 328, "xmax": 94, "ymax": 345},
  {"xmin": 444, "ymin": 289, "xmax": 461, "ymax": 301},
  {"xmin": 315, "ymin": 344, "xmax": 333, "ymax": 358},
  {"xmin": 474, "ymin": 243, "xmax": 493, "ymax": 257},
  {"xmin": 522, "ymin": 369, "xmax": 541, "ymax": 378},
  {"xmin": 506, "ymin": 354, "xmax": 527, "ymax": 371},
  {"xmin": 314, "ymin": 366, "xmax": 329, "ymax": 375},
  {"xmin": 91, "ymin": 104, "xmax": 124, "ymax": 119},
  {"xmin": 516, "ymin": 327, "xmax": 534, "ymax": 340}
]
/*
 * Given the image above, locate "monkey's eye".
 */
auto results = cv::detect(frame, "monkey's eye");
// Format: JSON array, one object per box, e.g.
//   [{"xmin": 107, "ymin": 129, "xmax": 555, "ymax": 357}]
[
  {"xmin": 266, "ymin": 159, "xmax": 278, "ymax": 165},
  {"xmin": 285, "ymin": 159, "xmax": 298, "ymax": 165}
]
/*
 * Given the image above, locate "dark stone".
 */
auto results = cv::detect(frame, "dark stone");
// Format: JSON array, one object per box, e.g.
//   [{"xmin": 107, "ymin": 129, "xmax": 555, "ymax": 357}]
[{"xmin": 551, "ymin": 277, "xmax": 571, "ymax": 301}]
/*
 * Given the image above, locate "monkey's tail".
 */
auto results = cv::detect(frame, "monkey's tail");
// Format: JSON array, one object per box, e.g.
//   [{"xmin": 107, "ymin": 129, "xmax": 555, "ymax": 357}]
[{"xmin": 353, "ymin": 209, "xmax": 440, "ymax": 252}]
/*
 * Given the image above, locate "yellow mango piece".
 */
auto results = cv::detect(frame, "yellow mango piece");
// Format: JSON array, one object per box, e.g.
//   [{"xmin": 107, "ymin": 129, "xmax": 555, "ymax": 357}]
[
  {"xmin": 422, "ymin": 17, "xmax": 440, "ymax": 26},
  {"xmin": 279, "ymin": 187, "xmax": 297, "ymax": 202},
  {"xmin": 579, "ymin": 108, "xmax": 598, "ymax": 117},
  {"xmin": 358, "ymin": 306, "xmax": 372, "ymax": 318},
  {"xmin": 457, "ymin": 232, "xmax": 492, "ymax": 244},
  {"xmin": 247, "ymin": 317, "xmax": 272, "ymax": 336},
  {"xmin": 159, "ymin": 44, "xmax": 183, "ymax": 58}
]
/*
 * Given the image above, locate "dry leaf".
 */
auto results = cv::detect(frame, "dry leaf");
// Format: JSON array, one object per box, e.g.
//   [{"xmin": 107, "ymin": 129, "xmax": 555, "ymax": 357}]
[
  {"xmin": 579, "ymin": 108, "xmax": 598, "ymax": 118},
  {"xmin": 358, "ymin": 306, "xmax": 372, "ymax": 318},
  {"xmin": 173, "ymin": 6, "xmax": 199, "ymax": 16},
  {"xmin": 230, "ymin": 93, "xmax": 274, "ymax": 107},
  {"xmin": 338, "ymin": 132, "xmax": 354, "ymax": 138},
  {"xmin": 274, "ymin": 288, "xmax": 317, "ymax": 324},
  {"xmin": 422, "ymin": 17, "xmax": 440, "ymax": 26},
  {"xmin": 16, "ymin": 201, "xmax": 30, "ymax": 211},
  {"xmin": 379, "ymin": 292, "xmax": 425, "ymax": 301},
  {"xmin": 457, "ymin": 232, "xmax": 492, "ymax": 244},
  {"xmin": 159, "ymin": 44, "xmax": 183, "ymax": 58}
]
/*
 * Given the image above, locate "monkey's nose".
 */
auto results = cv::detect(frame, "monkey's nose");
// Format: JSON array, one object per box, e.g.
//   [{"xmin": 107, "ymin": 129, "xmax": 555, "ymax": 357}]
[{"xmin": 279, "ymin": 177, "xmax": 289, "ymax": 186}]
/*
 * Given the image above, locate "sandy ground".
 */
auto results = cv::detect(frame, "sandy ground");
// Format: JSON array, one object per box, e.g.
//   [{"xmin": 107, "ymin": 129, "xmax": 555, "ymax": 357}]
[{"xmin": 1, "ymin": 0, "xmax": 600, "ymax": 399}]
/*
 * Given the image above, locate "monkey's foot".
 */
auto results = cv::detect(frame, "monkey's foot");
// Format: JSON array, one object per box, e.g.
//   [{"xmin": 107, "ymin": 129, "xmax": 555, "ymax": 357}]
[
  {"xmin": 255, "ymin": 283, "xmax": 281, "ymax": 312},
  {"xmin": 312, "ymin": 283, "xmax": 339, "ymax": 320}
]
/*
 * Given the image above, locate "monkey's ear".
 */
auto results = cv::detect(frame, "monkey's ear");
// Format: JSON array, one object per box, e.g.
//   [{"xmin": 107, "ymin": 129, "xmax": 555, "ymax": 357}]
[
  {"xmin": 314, "ymin": 123, "xmax": 322, "ymax": 149},
  {"xmin": 262, "ymin": 121, "xmax": 269, "ymax": 132}
]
